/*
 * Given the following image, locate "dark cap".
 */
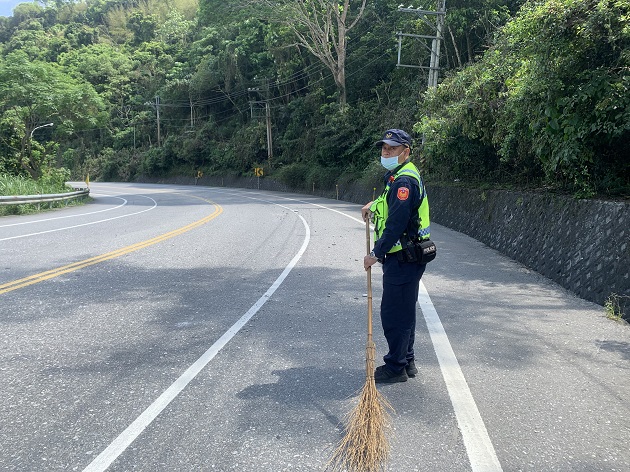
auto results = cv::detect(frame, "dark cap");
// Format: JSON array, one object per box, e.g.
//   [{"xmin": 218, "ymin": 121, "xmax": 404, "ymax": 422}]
[{"xmin": 374, "ymin": 129, "xmax": 411, "ymax": 147}]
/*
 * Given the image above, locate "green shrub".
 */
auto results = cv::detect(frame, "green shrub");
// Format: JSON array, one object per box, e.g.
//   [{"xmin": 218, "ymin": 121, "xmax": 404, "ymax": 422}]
[
  {"xmin": 416, "ymin": 0, "xmax": 630, "ymax": 197},
  {"xmin": 0, "ymin": 171, "xmax": 80, "ymax": 216},
  {"xmin": 275, "ymin": 162, "xmax": 311, "ymax": 189}
]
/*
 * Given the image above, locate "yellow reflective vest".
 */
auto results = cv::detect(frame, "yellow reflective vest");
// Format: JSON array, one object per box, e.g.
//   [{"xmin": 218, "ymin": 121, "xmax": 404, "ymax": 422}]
[{"xmin": 369, "ymin": 161, "xmax": 431, "ymax": 255}]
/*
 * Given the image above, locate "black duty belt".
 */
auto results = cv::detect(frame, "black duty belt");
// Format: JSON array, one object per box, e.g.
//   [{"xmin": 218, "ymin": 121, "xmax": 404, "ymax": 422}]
[{"xmin": 384, "ymin": 251, "xmax": 405, "ymax": 262}]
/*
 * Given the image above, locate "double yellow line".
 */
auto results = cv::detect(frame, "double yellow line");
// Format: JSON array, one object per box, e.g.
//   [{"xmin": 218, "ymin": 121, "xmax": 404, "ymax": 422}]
[{"xmin": 0, "ymin": 202, "xmax": 223, "ymax": 295}]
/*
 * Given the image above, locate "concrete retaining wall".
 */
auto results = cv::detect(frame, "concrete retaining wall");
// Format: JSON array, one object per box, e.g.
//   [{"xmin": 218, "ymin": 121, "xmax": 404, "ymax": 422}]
[{"xmin": 426, "ymin": 186, "xmax": 629, "ymax": 318}]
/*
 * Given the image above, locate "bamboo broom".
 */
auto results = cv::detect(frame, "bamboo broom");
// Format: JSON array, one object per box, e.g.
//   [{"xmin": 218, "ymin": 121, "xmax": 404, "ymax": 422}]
[{"xmin": 327, "ymin": 218, "xmax": 393, "ymax": 472}]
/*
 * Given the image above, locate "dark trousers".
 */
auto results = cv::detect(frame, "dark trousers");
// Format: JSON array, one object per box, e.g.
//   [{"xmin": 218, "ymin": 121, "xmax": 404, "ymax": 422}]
[{"xmin": 380, "ymin": 255, "xmax": 426, "ymax": 373}]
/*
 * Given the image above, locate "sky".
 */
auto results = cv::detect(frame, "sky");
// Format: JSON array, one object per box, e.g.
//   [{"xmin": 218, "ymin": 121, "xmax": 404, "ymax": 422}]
[{"xmin": 0, "ymin": 0, "xmax": 38, "ymax": 17}]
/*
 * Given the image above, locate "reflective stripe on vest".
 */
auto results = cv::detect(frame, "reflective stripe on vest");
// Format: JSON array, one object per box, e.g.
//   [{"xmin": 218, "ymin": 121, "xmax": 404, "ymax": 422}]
[{"xmin": 369, "ymin": 162, "xmax": 431, "ymax": 254}]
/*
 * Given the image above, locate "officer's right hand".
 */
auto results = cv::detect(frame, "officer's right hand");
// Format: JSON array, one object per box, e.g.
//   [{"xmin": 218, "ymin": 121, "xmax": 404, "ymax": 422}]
[
  {"xmin": 364, "ymin": 254, "xmax": 379, "ymax": 271},
  {"xmin": 361, "ymin": 202, "xmax": 373, "ymax": 221}
]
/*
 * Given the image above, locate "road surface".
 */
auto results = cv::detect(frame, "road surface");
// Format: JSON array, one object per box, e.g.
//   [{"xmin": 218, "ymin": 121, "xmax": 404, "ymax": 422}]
[{"xmin": 1, "ymin": 182, "xmax": 628, "ymax": 471}]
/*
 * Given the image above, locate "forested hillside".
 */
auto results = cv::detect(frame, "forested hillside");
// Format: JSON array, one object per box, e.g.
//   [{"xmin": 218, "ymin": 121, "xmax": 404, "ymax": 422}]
[{"xmin": 0, "ymin": 0, "xmax": 628, "ymax": 198}]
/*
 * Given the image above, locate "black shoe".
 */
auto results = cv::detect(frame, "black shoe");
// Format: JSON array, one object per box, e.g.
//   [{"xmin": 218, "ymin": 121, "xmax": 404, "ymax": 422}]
[
  {"xmin": 406, "ymin": 360, "xmax": 418, "ymax": 377},
  {"xmin": 374, "ymin": 365, "xmax": 408, "ymax": 384}
]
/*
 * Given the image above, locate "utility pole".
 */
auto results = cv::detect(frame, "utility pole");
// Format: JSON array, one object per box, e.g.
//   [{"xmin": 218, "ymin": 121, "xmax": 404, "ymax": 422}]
[
  {"xmin": 265, "ymin": 101, "xmax": 273, "ymax": 165},
  {"xmin": 155, "ymin": 96, "xmax": 161, "ymax": 146},
  {"xmin": 428, "ymin": 0, "xmax": 446, "ymax": 88},
  {"xmin": 396, "ymin": 1, "xmax": 446, "ymax": 89},
  {"xmin": 248, "ymin": 87, "xmax": 273, "ymax": 167}
]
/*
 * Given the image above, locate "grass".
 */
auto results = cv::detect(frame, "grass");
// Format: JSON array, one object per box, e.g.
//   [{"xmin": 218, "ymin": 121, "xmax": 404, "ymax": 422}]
[
  {"xmin": 0, "ymin": 173, "xmax": 86, "ymax": 216},
  {"xmin": 604, "ymin": 293, "xmax": 628, "ymax": 322}
]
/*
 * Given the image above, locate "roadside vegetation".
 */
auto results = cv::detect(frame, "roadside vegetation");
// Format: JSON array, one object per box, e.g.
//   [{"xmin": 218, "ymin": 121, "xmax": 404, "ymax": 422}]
[
  {"xmin": 0, "ymin": 0, "xmax": 627, "ymax": 199},
  {"xmin": 605, "ymin": 293, "xmax": 629, "ymax": 322},
  {"xmin": 0, "ymin": 169, "xmax": 79, "ymax": 215}
]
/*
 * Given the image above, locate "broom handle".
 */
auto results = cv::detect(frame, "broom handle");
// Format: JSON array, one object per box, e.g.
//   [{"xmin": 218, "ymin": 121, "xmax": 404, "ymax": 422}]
[{"xmin": 365, "ymin": 218, "xmax": 373, "ymax": 342}]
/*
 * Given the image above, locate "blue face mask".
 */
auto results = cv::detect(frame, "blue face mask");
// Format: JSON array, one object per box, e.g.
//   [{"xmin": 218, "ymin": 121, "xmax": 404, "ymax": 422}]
[{"xmin": 380, "ymin": 153, "xmax": 401, "ymax": 170}]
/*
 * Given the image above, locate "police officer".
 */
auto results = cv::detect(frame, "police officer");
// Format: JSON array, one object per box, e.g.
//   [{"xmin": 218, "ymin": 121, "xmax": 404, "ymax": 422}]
[{"xmin": 362, "ymin": 129, "xmax": 431, "ymax": 383}]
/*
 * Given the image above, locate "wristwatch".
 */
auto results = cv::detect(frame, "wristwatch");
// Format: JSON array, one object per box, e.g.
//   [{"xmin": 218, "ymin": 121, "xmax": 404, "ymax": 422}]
[{"xmin": 369, "ymin": 250, "xmax": 382, "ymax": 262}]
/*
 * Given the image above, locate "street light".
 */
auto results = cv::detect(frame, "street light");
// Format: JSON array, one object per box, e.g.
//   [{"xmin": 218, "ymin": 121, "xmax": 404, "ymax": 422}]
[{"xmin": 30, "ymin": 122, "xmax": 53, "ymax": 138}]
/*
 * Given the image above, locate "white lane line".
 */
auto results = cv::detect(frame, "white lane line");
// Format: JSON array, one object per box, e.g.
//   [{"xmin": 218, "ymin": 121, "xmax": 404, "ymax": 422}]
[
  {"xmin": 418, "ymin": 281, "xmax": 503, "ymax": 472},
  {"xmin": 215, "ymin": 189, "xmax": 365, "ymax": 225},
  {"xmin": 275, "ymin": 191, "xmax": 503, "ymax": 470},
  {"xmin": 0, "ymin": 196, "xmax": 157, "ymax": 242},
  {"xmin": 273, "ymin": 194, "xmax": 503, "ymax": 470},
  {"xmin": 271, "ymin": 196, "xmax": 364, "ymax": 224},
  {"xmin": 0, "ymin": 196, "xmax": 127, "ymax": 229},
  {"xmin": 164, "ymin": 187, "xmax": 502, "ymax": 470},
  {"xmin": 82, "ymin": 209, "xmax": 311, "ymax": 472}
]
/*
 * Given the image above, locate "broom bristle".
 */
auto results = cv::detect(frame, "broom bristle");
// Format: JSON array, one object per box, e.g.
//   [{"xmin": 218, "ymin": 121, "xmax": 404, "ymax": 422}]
[{"xmin": 328, "ymin": 341, "xmax": 393, "ymax": 472}]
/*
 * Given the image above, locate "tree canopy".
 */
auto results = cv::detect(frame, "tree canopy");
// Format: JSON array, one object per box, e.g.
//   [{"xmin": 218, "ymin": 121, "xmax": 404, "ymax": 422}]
[
  {"xmin": 417, "ymin": 0, "xmax": 629, "ymax": 197},
  {"xmin": 0, "ymin": 0, "xmax": 627, "ymax": 197}
]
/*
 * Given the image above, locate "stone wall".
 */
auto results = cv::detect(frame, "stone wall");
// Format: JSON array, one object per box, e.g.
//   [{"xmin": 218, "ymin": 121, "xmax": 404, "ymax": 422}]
[
  {"xmin": 145, "ymin": 175, "xmax": 629, "ymax": 319},
  {"xmin": 426, "ymin": 186, "xmax": 629, "ymax": 319}
]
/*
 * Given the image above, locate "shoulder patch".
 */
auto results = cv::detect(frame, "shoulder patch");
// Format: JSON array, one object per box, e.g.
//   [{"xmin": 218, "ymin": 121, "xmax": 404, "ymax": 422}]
[{"xmin": 397, "ymin": 187, "xmax": 409, "ymax": 201}]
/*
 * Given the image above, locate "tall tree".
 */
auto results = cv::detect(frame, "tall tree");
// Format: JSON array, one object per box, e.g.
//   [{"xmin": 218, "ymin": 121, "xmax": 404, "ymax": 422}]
[
  {"xmin": 255, "ymin": 0, "xmax": 367, "ymax": 106},
  {"xmin": 0, "ymin": 52, "xmax": 105, "ymax": 179}
]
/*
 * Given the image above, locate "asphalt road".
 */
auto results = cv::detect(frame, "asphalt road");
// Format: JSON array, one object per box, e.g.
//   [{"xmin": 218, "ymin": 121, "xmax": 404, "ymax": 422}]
[{"xmin": 1, "ymin": 182, "xmax": 628, "ymax": 472}]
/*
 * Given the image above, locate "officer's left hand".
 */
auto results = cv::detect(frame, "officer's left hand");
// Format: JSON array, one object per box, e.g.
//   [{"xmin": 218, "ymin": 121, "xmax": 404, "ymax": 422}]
[{"xmin": 364, "ymin": 254, "xmax": 378, "ymax": 271}]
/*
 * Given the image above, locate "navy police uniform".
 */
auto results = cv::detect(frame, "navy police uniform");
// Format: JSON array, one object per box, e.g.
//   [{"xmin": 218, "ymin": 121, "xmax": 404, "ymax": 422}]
[
  {"xmin": 372, "ymin": 169, "xmax": 426, "ymax": 375},
  {"xmin": 367, "ymin": 128, "xmax": 430, "ymax": 382}
]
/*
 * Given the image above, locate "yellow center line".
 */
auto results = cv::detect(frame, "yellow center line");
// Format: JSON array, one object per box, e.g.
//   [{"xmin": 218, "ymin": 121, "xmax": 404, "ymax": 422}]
[{"xmin": 0, "ymin": 201, "xmax": 223, "ymax": 295}]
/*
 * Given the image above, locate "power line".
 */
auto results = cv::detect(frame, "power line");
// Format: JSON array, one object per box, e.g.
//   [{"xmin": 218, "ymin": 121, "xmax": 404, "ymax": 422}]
[
  {"xmin": 66, "ymin": 21, "xmax": 401, "ymax": 138},
  {"xmin": 158, "ymin": 22, "xmax": 395, "ymax": 109}
]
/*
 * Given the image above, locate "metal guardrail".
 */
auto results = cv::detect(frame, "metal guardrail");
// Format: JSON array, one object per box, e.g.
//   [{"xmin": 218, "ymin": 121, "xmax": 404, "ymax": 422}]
[{"xmin": 0, "ymin": 188, "xmax": 90, "ymax": 206}]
